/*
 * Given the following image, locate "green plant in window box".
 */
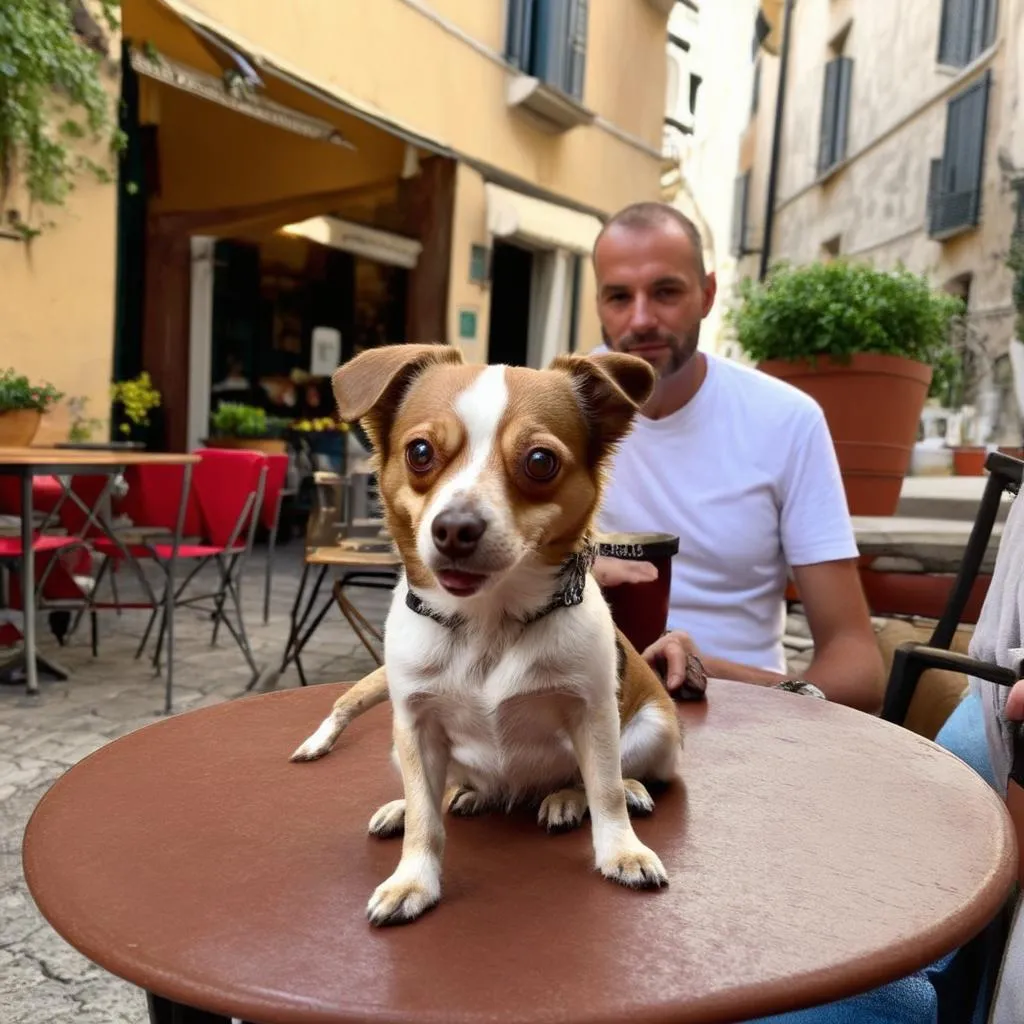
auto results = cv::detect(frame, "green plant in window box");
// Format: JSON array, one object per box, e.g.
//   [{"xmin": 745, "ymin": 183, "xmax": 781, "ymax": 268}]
[{"xmin": 0, "ymin": 367, "xmax": 64, "ymax": 446}]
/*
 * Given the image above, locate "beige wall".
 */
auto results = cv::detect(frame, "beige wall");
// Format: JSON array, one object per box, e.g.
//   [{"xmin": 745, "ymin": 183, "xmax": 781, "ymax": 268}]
[
  {"xmin": 447, "ymin": 163, "xmax": 491, "ymax": 364},
  {"xmin": 178, "ymin": 0, "xmax": 667, "ymax": 216},
  {"xmin": 0, "ymin": 178, "xmax": 117, "ymax": 445},
  {"xmin": 0, "ymin": 52, "xmax": 119, "ymax": 445},
  {"xmin": 737, "ymin": 0, "xmax": 1024, "ymax": 431}
]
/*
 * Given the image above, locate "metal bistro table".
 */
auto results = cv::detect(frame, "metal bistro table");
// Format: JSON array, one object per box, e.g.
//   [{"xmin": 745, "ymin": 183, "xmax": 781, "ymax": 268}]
[
  {"xmin": 0, "ymin": 447, "xmax": 199, "ymax": 696},
  {"xmin": 22, "ymin": 679, "xmax": 1017, "ymax": 1024}
]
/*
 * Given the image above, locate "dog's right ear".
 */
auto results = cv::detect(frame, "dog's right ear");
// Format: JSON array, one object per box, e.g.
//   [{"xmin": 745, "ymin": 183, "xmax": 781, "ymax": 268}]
[{"xmin": 332, "ymin": 343, "xmax": 462, "ymax": 452}]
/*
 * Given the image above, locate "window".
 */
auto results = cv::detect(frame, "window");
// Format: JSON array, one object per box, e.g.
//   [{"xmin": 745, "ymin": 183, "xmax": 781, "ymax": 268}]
[
  {"xmin": 506, "ymin": 0, "xmax": 589, "ymax": 101},
  {"xmin": 927, "ymin": 71, "xmax": 991, "ymax": 239},
  {"xmin": 938, "ymin": 0, "xmax": 998, "ymax": 67},
  {"xmin": 751, "ymin": 59, "xmax": 761, "ymax": 117},
  {"xmin": 818, "ymin": 56, "xmax": 853, "ymax": 176},
  {"xmin": 821, "ymin": 236, "xmax": 841, "ymax": 261},
  {"xmin": 731, "ymin": 172, "xmax": 751, "ymax": 257}
]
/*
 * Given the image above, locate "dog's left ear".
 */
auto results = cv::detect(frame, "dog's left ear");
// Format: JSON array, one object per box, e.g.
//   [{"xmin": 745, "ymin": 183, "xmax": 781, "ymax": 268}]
[{"xmin": 549, "ymin": 352, "xmax": 655, "ymax": 459}]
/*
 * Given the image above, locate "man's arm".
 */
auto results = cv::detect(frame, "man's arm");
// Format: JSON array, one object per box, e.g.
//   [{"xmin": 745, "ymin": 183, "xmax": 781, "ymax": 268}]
[
  {"xmin": 649, "ymin": 559, "xmax": 885, "ymax": 713},
  {"xmin": 698, "ymin": 558, "xmax": 884, "ymax": 713}
]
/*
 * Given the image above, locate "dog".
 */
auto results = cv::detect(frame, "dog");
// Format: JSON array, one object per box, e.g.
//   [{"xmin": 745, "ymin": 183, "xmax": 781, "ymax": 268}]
[{"xmin": 292, "ymin": 343, "xmax": 684, "ymax": 927}]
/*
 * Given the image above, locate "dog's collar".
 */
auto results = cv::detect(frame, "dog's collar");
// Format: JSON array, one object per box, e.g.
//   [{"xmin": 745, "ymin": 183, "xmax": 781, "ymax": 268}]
[{"xmin": 405, "ymin": 545, "xmax": 596, "ymax": 630}]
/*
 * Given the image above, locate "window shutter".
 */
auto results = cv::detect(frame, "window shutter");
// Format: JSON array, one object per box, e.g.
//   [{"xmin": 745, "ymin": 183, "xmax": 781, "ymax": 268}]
[
  {"xmin": 980, "ymin": 0, "xmax": 999, "ymax": 52},
  {"xmin": 938, "ymin": 0, "xmax": 971, "ymax": 66},
  {"xmin": 833, "ymin": 57, "xmax": 853, "ymax": 165},
  {"xmin": 941, "ymin": 70, "xmax": 991, "ymax": 227},
  {"xmin": 566, "ymin": 0, "xmax": 588, "ymax": 100},
  {"xmin": 533, "ymin": 0, "xmax": 569, "ymax": 92},
  {"xmin": 506, "ymin": 0, "xmax": 535, "ymax": 70},
  {"xmin": 818, "ymin": 59, "xmax": 840, "ymax": 175}
]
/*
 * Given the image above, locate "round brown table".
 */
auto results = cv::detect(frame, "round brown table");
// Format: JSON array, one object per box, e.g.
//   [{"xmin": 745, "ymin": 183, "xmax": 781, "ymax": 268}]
[{"xmin": 22, "ymin": 680, "xmax": 1016, "ymax": 1024}]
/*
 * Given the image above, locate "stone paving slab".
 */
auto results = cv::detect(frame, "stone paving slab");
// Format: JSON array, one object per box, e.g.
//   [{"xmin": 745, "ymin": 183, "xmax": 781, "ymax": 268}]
[
  {"xmin": 1, "ymin": 543, "xmax": 384, "ymax": 1024},
  {"xmin": 1, "ymin": 544, "xmax": 816, "ymax": 1024}
]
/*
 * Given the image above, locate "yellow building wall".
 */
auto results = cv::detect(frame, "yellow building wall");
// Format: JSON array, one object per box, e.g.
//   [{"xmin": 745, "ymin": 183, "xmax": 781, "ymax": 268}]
[
  {"xmin": 0, "ymin": 177, "xmax": 117, "ymax": 445},
  {"xmin": 171, "ymin": 0, "xmax": 667, "ymax": 215}
]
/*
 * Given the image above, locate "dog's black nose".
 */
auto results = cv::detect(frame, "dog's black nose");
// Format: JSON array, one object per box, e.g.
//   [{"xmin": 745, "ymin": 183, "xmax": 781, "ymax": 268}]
[{"xmin": 432, "ymin": 509, "xmax": 487, "ymax": 559}]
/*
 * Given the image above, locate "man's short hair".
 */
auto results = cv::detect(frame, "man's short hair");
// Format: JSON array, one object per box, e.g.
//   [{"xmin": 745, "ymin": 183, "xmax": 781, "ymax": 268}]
[{"xmin": 594, "ymin": 202, "xmax": 707, "ymax": 282}]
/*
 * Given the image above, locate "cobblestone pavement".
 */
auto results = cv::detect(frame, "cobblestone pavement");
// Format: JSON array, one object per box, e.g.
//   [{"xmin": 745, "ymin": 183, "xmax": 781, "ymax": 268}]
[
  {"xmin": 0, "ymin": 542, "xmax": 825, "ymax": 1024},
  {"xmin": 1, "ymin": 542, "xmax": 386, "ymax": 1024}
]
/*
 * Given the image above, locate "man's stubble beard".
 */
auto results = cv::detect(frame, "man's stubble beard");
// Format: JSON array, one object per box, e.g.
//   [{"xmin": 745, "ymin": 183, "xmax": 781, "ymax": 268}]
[{"xmin": 601, "ymin": 325, "xmax": 701, "ymax": 380}]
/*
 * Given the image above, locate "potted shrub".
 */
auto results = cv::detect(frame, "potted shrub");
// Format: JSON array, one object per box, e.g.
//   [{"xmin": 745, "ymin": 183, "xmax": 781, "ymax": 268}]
[
  {"xmin": 207, "ymin": 403, "xmax": 289, "ymax": 454},
  {"xmin": 110, "ymin": 372, "xmax": 162, "ymax": 446},
  {"xmin": 0, "ymin": 369, "xmax": 64, "ymax": 446},
  {"xmin": 726, "ymin": 260, "xmax": 963, "ymax": 515}
]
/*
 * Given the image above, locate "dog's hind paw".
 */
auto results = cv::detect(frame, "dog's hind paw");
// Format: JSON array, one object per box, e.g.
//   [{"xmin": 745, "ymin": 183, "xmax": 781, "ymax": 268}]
[
  {"xmin": 444, "ymin": 785, "xmax": 488, "ymax": 817},
  {"xmin": 599, "ymin": 840, "xmax": 668, "ymax": 890},
  {"xmin": 289, "ymin": 716, "xmax": 344, "ymax": 762},
  {"xmin": 368, "ymin": 799, "xmax": 406, "ymax": 838},
  {"xmin": 538, "ymin": 788, "xmax": 588, "ymax": 832},
  {"xmin": 623, "ymin": 778, "xmax": 655, "ymax": 817}
]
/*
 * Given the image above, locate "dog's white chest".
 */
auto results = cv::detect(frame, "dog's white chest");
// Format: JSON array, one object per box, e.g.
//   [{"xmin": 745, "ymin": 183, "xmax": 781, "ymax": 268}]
[{"xmin": 431, "ymin": 687, "xmax": 580, "ymax": 798}]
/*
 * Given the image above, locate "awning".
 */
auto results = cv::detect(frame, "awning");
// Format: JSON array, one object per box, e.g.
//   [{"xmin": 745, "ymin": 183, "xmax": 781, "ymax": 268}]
[
  {"xmin": 155, "ymin": 0, "xmax": 455, "ymax": 159},
  {"xmin": 485, "ymin": 183, "xmax": 603, "ymax": 256},
  {"xmin": 128, "ymin": 46, "xmax": 354, "ymax": 148},
  {"xmin": 280, "ymin": 216, "xmax": 423, "ymax": 269}
]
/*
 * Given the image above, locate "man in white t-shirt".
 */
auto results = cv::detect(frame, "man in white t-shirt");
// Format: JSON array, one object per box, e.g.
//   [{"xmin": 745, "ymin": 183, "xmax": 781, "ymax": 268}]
[{"xmin": 591, "ymin": 202, "xmax": 884, "ymax": 713}]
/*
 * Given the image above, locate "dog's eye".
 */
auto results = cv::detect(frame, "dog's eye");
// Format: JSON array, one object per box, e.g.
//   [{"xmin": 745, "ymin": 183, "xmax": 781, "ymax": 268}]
[
  {"xmin": 524, "ymin": 447, "xmax": 559, "ymax": 481},
  {"xmin": 406, "ymin": 439, "xmax": 435, "ymax": 473}
]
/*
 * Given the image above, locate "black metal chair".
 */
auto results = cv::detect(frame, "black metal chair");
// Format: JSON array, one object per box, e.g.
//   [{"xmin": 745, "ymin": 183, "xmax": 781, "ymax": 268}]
[
  {"xmin": 881, "ymin": 450, "xmax": 1024, "ymax": 1024},
  {"xmin": 881, "ymin": 451, "xmax": 1024, "ymax": 728}
]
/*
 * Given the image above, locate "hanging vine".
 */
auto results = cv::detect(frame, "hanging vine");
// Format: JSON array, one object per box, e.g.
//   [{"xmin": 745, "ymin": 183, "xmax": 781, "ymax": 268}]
[{"xmin": 0, "ymin": 0, "xmax": 124, "ymax": 240}]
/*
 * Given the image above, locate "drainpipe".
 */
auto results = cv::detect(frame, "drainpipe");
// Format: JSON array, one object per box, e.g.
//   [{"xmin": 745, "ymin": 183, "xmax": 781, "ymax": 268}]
[{"xmin": 758, "ymin": 0, "xmax": 795, "ymax": 282}]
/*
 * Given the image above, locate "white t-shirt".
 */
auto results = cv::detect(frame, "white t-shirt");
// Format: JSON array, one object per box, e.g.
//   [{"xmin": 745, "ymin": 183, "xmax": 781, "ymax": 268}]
[{"xmin": 597, "ymin": 351, "xmax": 858, "ymax": 673}]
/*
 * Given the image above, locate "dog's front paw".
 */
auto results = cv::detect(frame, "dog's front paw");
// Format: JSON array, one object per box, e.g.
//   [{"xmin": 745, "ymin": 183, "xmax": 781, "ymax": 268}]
[
  {"xmin": 623, "ymin": 778, "xmax": 655, "ymax": 817},
  {"xmin": 599, "ymin": 840, "xmax": 668, "ymax": 890},
  {"xmin": 368, "ymin": 799, "xmax": 406, "ymax": 838},
  {"xmin": 538, "ymin": 788, "xmax": 588, "ymax": 832},
  {"xmin": 367, "ymin": 869, "xmax": 440, "ymax": 927}
]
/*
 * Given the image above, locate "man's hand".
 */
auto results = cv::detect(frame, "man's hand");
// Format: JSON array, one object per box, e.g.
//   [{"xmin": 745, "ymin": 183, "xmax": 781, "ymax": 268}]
[
  {"xmin": 641, "ymin": 630, "xmax": 707, "ymax": 699},
  {"xmin": 1007, "ymin": 681, "xmax": 1024, "ymax": 721},
  {"xmin": 592, "ymin": 556, "xmax": 658, "ymax": 588}
]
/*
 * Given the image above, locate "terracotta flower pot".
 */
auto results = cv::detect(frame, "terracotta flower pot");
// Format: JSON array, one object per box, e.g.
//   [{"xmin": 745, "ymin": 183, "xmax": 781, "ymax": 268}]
[
  {"xmin": 204, "ymin": 436, "xmax": 288, "ymax": 455},
  {"xmin": 0, "ymin": 408, "xmax": 42, "ymax": 447},
  {"xmin": 952, "ymin": 446, "xmax": 987, "ymax": 476},
  {"xmin": 757, "ymin": 353, "xmax": 932, "ymax": 516}
]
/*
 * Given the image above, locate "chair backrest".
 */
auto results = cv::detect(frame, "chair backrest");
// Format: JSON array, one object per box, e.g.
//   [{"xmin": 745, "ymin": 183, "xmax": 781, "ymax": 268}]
[
  {"xmin": 929, "ymin": 451, "xmax": 1023, "ymax": 649},
  {"xmin": 192, "ymin": 448, "xmax": 267, "ymax": 548},
  {"xmin": 119, "ymin": 463, "xmax": 202, "ymax": 538},
  {"xmin": 259, "ymin": 453, "xmax": 290, "ymax": 530}
]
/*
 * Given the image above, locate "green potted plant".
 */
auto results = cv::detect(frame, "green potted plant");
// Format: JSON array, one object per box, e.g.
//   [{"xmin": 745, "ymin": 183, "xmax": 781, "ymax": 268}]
[
  {"xmin": 207, "ymin": 403, "xmax": 290, "ymax": 454},
  {"xmin": 726, "ymin": 260, "xmax": 963, "ymax": 514},
  {"xmin": 0, "ymin": 369, "xmax": 64, "ymax": 446},
  {"xmin": 110, "ymin": 372, "xmax": 161, "ymax": 445}
]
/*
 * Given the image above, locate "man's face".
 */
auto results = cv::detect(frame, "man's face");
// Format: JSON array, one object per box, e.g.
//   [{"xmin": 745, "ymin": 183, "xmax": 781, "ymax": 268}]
[{"xmin": 594, "ymin": 222, "xmax": 716, "ymax": 379}]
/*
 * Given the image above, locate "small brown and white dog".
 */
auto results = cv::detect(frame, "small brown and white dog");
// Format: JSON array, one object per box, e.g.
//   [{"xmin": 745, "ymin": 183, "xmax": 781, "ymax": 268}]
[{"xmin": 291, "ymin": 343, "xmax": 683, "ymax": 927}]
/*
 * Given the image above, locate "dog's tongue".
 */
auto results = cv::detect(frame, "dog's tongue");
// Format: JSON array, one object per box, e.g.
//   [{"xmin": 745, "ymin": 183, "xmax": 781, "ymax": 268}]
[{"xmin": 438, "ymin": 570, "xmax": 486, "ymax": 594}]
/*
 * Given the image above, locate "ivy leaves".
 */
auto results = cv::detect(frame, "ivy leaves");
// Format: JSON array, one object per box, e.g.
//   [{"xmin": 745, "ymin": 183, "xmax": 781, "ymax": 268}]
[{"xmin": 0, "ymin": 0, "xmax": 120, "ymax": 229}]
